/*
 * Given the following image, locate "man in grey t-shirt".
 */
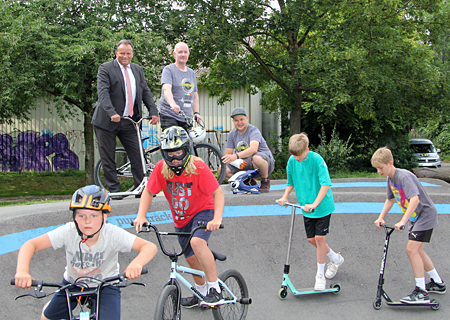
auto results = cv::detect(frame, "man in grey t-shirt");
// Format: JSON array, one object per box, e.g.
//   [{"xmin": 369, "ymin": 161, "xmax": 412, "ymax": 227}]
[
  {"xmin": 222, "ymin": 107, "xmax": 275, "ymax": 192},
  {"xmin": 159, "ymin": 42, "xmax": 202, "ymax": 132}
]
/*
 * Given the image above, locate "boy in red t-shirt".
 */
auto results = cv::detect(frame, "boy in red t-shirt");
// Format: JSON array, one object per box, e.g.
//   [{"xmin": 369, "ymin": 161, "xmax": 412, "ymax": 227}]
[{"xmin": 134, "ymin": 126, "xmax": 224, "ymax": 308}]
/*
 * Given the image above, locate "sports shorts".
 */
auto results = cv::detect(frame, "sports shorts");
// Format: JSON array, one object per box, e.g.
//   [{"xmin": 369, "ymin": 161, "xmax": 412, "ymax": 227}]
[
  {"xmin": 175, "ymin": 209, "xmax": 214, "ymax": 258},
  {"xmin": 303, "ymin": 214, "xmax": 331, "ymax": 238}
]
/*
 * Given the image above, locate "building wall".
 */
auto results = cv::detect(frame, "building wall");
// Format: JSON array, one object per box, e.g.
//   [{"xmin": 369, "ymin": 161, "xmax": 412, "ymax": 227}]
[{"xmin": 1, "ymin": 88, "xmax": 279, "ymax": 172}]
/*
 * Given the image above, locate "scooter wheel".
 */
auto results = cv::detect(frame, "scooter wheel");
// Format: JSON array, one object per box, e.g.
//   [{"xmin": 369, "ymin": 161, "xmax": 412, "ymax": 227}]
[
  {"xmin": 278, "ymin": 287, "xmax": 288, "ymax": 300},
  {"xmin": 373, "ymin": 300, "xmax": 382, "ymax": 310},
  {"xmin": 431, "ymin": 299, "xmax": 440, "ymax": 310},
  {"xmin": 331, "ymin": 283, "xmax": 341, "ymax": 294}
]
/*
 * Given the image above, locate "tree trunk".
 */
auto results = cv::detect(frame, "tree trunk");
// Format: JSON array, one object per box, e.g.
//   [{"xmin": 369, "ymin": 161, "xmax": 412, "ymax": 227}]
[
  {"xmin": 412, "ymin": 167, "xmax": 450, "ymax": 184},
  {"xmin": 83, "ymin": 113, "xmax": 95, "ymax": 185},
  {"xmin": 289, "ymin": 99, "xmax": 302, "ymax": 136}
]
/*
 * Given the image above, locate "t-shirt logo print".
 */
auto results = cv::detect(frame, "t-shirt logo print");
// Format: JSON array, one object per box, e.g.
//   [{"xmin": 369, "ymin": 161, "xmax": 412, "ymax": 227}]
[
  {"xmin": 167, "ymin": 181, "xmax": 192, "ymax": 221},
  {"xmin": 391, "ymin": 185, "xmax": 418, "ymax": 222},
  {"xmin": 180, "ymin": 78, "xmax": 194, "ymax": 103},
  {"xmin": 235, "ymin": 141, "xmax": 249, "ymax": 154}
]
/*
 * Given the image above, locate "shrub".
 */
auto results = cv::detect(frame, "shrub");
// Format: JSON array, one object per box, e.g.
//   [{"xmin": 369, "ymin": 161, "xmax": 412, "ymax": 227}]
[
  {"xmin": 312, "ymin": 125, "xmax": 353, "ymax": 173},
  {"xmin": 268, "ymin": 132, "xmax": 289, "ymax": 179}
]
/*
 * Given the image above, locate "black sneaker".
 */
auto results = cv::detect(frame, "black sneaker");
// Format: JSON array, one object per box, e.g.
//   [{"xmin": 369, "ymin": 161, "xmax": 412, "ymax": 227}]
[
  {"xmin": 400, "ymin": 287, "xmax": 430, "ymax": 304},
  {"xmin": 426, "ymin": 279, "xmax": 446, "ymax": 294},
  {"xmin": 200, "ymin": 288, "xmax": 224, "ymax": 307},
  {"xmin": 180, "ymin": 295, "xmax": 199, "ymax": 308}
]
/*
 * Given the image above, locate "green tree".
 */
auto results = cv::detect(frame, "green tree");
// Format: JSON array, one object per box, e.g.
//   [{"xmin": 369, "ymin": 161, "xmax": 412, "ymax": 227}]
[
  {"xmin": 146, "ymin": 0, "xmax": 448, "ymax": 140},
  {"xmin": 0, "ymin": 0, "xmax": 171, "ymax": 183}
]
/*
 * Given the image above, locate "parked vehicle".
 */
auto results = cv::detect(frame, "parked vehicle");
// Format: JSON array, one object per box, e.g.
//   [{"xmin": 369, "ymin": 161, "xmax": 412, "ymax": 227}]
[{"xmin": 409, "ymin": 138, "xmax": 441, "ymax": 168}]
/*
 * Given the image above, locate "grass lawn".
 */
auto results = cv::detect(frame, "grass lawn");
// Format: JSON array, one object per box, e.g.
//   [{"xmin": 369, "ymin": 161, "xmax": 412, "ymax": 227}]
[{"xmin": 0, "ymin": 170, "xmax": 85, "ymax": 200}]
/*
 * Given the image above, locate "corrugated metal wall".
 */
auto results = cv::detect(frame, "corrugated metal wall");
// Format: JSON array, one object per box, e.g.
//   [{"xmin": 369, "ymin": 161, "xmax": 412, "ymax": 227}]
[{"xmin": 0, "ymin": 88, "xmax": 276, "ymax": 172}]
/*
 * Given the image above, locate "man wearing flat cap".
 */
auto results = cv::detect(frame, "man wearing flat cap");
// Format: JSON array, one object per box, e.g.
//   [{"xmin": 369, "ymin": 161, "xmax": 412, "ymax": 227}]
[{"xmin": 222, "ymin": 107, "xmax": 275, "ymax": 192}]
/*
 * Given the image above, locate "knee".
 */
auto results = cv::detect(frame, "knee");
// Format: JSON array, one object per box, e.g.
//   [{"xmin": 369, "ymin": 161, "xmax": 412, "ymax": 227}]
[
  {"xmin": 251, "ymin": 155, "xmax": 265, "ymax": 166},
  {"xmin": 315, "ymin": 236, "xmax": 327, "ymax": 247},
  {"xmin": 405, "ymin": 246, "xmax": 416, "ymax": 257},
  {"xmin": 190, "ymin": 237, "xmax": 207, "ymax": 253},
  {"xmin": 307, "ymin": 238, "xmax": 316, "ymax": 246}
]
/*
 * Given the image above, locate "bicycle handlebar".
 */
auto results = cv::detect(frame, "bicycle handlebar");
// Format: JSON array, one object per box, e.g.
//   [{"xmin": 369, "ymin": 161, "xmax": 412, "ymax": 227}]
[
  {"xmin": 11, "ymin": 267, "xmax": 148, "ymax": 288},
  {"xmin": 132, "ymin": 221, "xmax": 223, "ymax": 258},
  {"xmin": 275, "ymin": 200, "xmax": 315, "ymax": 213}
]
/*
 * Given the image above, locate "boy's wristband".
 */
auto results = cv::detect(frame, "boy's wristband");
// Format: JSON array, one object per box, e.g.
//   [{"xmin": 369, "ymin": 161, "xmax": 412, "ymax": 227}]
[{"xmin": 194, "ymin": 112, "xmax": 200, "ymax": 115}]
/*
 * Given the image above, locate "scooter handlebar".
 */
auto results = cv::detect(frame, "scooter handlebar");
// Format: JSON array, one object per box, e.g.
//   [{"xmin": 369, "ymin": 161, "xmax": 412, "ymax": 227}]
[{"xmin": 275, "ymin": 200, "xmax": 314, "ymax": 212}]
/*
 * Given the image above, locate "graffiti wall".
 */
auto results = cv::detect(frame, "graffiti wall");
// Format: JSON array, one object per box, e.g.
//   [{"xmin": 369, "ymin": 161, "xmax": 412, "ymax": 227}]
[{"xmin": 0, "ymin": 130, "xmax": 81, "ymax": 172}]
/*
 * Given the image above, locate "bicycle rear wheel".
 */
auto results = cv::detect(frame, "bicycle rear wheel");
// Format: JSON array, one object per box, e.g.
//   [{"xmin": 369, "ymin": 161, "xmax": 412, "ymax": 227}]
[
  {"xmin": 154, "ymin": 284, "xmax": 179, "ymax": 320},
  {"xmin": 213, "ymin": 269, "xmax": 249, "ymax": 320},
  {"xmin": 193, "ymin": 143, "xmax": 226, "ymax": 184},
  {"xmin": 94, "ymin": 148, "xmax": 135, "ymax": 192}
]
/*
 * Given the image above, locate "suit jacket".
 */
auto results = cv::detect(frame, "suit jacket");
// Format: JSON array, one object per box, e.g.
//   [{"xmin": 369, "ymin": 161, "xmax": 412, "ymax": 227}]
[{"xmin": 92, "ymin": 59, "xmax": 158, "ymax": 131}]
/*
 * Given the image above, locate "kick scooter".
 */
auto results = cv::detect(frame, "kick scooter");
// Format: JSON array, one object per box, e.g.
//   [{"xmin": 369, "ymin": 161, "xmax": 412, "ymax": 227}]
[
  {"xmin": 276, "ymin": 201, "xmax": 341, "ymax": 299},
  {"xmin": 373, "ymin": 223, "xmax": 440, "ymax": 310}
]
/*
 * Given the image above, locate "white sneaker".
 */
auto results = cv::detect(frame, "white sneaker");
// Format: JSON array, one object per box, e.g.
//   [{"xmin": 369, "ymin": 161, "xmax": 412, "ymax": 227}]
[
  {"xmin": 325, "ymin": 253, "xmax": 344, "ymax": 279},
  {"xmin": 314, "ymin": 274, "xmax": 326, "ymax": 291}
]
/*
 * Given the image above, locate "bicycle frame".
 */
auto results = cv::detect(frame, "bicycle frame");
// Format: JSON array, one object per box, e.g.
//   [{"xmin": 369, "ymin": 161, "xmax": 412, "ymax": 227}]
[
  {"xmin": 109, "ymin": 117, "xmax": 151, "ymax": 198},
  {"xmin": 137, "ymin": 223, "xmax": 247, "ymax": 314},
  {"xmin": 97, "ymin": 112, "xmax": 226, "ymax": 196}
]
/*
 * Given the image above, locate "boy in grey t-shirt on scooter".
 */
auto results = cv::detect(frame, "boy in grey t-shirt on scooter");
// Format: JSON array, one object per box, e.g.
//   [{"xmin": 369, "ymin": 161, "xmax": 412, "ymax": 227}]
[{"xmin": 372, "ymin": 147, "xmax": 446, "ymax": 304}]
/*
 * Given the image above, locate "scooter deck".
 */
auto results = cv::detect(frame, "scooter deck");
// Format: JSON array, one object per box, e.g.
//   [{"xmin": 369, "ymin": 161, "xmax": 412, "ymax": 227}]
[
  {"xmin": 291, "ymin": 287, "xmax": 339, "ymax": 295},
  {"xmin": 386, "ymin": 300, "xmax": 439, "ymax": 307}
]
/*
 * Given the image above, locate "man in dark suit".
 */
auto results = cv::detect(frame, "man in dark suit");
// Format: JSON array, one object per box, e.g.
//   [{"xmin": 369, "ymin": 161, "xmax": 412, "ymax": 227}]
[{"xmin": 92, "ymin": 39, "xmax": 159, "ymax": 195}]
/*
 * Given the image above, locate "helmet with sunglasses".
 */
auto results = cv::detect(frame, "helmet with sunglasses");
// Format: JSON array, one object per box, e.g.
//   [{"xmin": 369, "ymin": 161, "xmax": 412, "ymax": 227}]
[{"xmin": 161, "ymin": 126, "xmax": 191, "ymax": 176}]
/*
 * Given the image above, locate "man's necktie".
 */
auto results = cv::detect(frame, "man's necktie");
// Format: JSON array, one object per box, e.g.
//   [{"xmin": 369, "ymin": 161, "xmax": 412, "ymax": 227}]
[{"xmin": 124, "ymin": 65, "xmax": 134, "ymax": 117}]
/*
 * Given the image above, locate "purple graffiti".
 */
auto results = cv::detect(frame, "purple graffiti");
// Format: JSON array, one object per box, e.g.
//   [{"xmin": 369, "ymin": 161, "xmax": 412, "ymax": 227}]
[
  {"xmin": 0, "ymin": 131, "xmax": 79, "ymax": 172},
  {"xmin": 52, "ymin": 133, "xmax": 79, "ymax": 171}
]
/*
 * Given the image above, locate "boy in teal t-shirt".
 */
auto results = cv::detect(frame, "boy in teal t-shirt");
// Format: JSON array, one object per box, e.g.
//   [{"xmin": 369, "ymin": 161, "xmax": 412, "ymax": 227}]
[{"xmin": 277, "ymin": 133, "xmax": 344, "ymax": 290}]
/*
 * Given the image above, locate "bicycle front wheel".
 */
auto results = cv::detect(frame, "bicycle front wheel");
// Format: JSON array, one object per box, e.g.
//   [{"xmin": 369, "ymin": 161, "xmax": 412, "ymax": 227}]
[
  {"xmin": 193, "ymin": 143, "xmax": 226, "ymax": 184},
  {"xmin": 213, "ymin": 269, "xmax": 250, "ymax": 320},
  {"xmin": 94, "ymin": 148, "xmax": 135, "ymax": 192},
  {"xmin": 154, "ymin": 285, "xmax": 179, "ymax": 320}
]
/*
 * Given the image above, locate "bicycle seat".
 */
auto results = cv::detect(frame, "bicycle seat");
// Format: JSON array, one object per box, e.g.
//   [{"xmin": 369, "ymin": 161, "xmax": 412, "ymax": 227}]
[{"xmin": 212, "ymin": 250, "xmax": 227, "ymax": 261}]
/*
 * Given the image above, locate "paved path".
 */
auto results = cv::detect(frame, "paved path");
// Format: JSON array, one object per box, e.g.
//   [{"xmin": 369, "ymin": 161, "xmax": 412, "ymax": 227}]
[{"xmin": 1, "ymin": 178, "xmax": 449, "ymax": 319}]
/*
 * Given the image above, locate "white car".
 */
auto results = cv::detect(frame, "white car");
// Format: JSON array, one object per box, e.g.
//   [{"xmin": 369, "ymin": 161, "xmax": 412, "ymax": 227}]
[{"xmin": 409, "ymin": 138, "xmax": 441, "ymax": 168}]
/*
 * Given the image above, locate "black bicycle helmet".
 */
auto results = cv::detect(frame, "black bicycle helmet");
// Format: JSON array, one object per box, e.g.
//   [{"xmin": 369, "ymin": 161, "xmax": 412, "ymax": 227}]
[
  {"xmin": 69, "ymin": 185, "xmax": 111, "ymax": 239},
  {"xmin": 160, "ymin": 126, "xmax": 191, "ymax": 176}
]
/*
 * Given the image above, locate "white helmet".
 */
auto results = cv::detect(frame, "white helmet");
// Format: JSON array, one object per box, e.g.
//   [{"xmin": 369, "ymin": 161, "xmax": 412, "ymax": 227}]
[{"xmin": 189, "ymin": 127, "xmax": 206, "ymax": 143}]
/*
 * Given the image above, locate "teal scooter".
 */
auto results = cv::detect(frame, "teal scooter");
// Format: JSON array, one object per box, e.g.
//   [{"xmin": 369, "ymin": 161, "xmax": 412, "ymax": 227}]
[{"xmin": 276, "ymin": 201, "xmax": 341, "ymax": 299}]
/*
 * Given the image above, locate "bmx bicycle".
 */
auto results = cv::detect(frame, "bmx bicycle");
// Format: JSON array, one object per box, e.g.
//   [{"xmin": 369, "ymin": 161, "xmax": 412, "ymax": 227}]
[
  {"xmin": 276, "ymin": 201, "xmax": 341, "ymax": 299},
  {"xmin": 94, "ymin": 111, "xmax": 226, "ymax": 198},
  {"xmin": 11, "ymin": 268, "xmax": 148, "ymax": 319},
  {"xmin": 134, "ymin": 222, "xmax": 251, "ymax": 320},
  {"xmin": 373, "ymin": 223, "xmax": 440, "ymax": 310}
]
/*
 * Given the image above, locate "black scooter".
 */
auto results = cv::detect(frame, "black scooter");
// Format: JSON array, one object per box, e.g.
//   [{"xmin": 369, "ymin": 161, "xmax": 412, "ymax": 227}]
[{"xmin": 373, "ymin": 223, "xmax": 440, "ymax": 310}]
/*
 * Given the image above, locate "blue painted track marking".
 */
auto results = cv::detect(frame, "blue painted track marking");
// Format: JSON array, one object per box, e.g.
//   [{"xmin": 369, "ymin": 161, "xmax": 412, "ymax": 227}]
[
  {"xmin": 269, "ymin": 181, "xmax": 441, "ymax": 191},
  {"xmin": 2, "ymin": 202, "xmax": 450, "ymax": 256}
]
